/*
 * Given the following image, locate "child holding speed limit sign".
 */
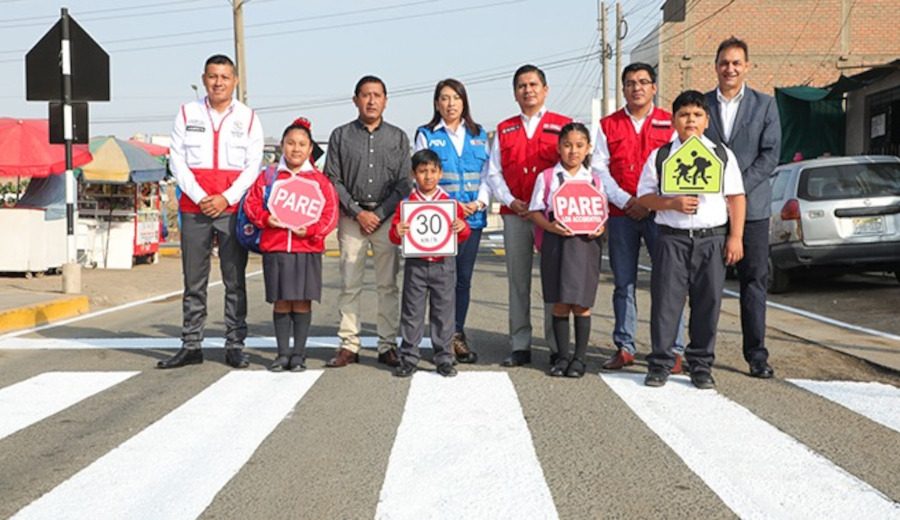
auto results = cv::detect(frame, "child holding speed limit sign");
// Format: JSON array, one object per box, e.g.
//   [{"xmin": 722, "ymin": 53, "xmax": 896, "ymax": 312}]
[
  {"xmin": 528, "ymin": 122, "xmax": 608, "ymax": 378},
  {"xmin": 389, "ymin": 149, "xmax": 471, "ymax": 377}
]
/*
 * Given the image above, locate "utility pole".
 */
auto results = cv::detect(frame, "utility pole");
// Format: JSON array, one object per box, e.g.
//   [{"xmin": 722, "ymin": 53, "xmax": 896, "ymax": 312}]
[
  {"xmin": 615, "ymin": 1, "xmax": 625, "ymax": 108},
  {"xmin": 599, "ymin": 1, "xmax": 609, "ymax": 116},
  {"xmin": 232, "ymin": 0, "xmax": 247, "ymax": 104}
]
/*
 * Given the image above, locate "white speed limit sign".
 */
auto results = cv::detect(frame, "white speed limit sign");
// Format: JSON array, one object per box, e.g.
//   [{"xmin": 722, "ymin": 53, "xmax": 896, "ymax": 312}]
[{"xmin": 400, "ymin": 200, "xmax": 458, "ymax": 258}]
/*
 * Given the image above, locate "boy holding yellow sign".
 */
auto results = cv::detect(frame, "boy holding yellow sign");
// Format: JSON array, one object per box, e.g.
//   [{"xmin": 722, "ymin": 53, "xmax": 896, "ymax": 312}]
[{"xmin": 635, "ymin": 90, "xmax": 746, "ymax": 389}]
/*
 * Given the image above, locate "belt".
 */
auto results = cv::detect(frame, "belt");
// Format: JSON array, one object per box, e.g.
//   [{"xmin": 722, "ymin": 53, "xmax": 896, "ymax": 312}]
[
  {"xmin": 659, "ymin": 224, "xmax": 727, "ymax": 238},
  {"xmin": 356, "ymin": 201, "xmax": 379, "ymax": 210}
]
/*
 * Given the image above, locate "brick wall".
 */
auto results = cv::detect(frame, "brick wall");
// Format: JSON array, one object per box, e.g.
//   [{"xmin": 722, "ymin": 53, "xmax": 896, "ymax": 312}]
[{"xmin": 649, "ymin": 0, "xmax": 900, "ymax": 109}]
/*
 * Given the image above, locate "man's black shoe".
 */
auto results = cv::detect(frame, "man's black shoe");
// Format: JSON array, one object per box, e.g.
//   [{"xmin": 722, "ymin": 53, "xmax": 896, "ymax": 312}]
[
  {"xmin": 394, "ymin": 361, "xmax": 417, "ymax": 378},
  {"xmin": 225, "ymin": 348, "xmax": 250, "ymax": 369},
  {"xmin": 378, "ymin": 348, "xmax": 401, "ymax": 367},
  {"xmin": 749, "ymin": 362, "xmax": 774, "ymax": 379},
  {"xmin": 690, "ymin": 371, "xmax": 716, "ymax": 390},
  {"xmin": 644, "ymin": 369, "xmax": 668, "ymax": 387},
  {"xmin": 436, "ymin": 362, "xmax": 457, "ymax": 378},
  {"xmin": 156, "ymin": 348, "xmax": 203, "ymax": 369},
  {"xmin": 501, "ymin": 351, "xmax": 531, "ymax": 367}
]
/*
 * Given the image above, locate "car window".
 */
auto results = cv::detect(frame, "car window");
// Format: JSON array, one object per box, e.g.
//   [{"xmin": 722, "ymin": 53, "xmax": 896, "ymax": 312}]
[
  {"xmin": 797, "ymin": 162, "xmax": 900, "ymax": 201},
  {"xmin": 770, "ymin": 169, "xmax": 792, "ymax": 201}
]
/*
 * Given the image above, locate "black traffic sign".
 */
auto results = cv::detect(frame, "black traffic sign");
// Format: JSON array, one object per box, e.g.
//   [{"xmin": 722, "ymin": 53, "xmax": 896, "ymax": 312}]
[{"xmin": 25, "ymin": 13, "xmax": 109, "ymax": 102}]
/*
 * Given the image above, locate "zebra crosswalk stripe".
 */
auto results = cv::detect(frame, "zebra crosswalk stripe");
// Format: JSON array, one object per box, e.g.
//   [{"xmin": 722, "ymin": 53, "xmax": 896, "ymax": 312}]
[
  {"xmin": 601, "ymin": 372, "xmax": 900, "ymax": 519},
  {"xmin": 788, "ymin": 379, "xmax": 900, "ymax": 434},
  {"xmin": 12, "ymin": 371, "xmax": 323, "ymax": 520},
  {"xmin": 376, "ymin": 372, "xmax": 558, "ymax": 520},
  {"xmin": 0, "ymin": 371, "xmax": 138, "ymax": 441}
]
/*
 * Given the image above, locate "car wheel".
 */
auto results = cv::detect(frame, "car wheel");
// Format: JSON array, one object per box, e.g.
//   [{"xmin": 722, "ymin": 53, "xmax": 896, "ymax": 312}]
[{"xmin": 768, "ymin": 257, "xmax": 790, "ymax": 294}]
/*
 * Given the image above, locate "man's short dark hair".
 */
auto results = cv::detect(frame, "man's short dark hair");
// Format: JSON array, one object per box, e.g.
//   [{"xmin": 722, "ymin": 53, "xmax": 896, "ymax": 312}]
[
  {"xmin": 622, "ymin": 62, "xmax": 656, "ymax": 84},
  {"xmin": 672, "ymin": 90, "xmax": 709, "ymax": 115},
  {"xmin": 715, "ymin": 36, "xmax": 749, "ymax": 63},
  {"xmin": 411, "ymin": 149, "xmax": 442, "ymax": 172},
  {"xmin": 513, "ymin": 64, "xmax": 547, "ymax": 88},
  {"xmin": 354, "ymin": 75, "xmax": 387, "ymax": 97},
  {"xmin": 205, "ymin": 54, "xmax": 235, "ymax": 71}
]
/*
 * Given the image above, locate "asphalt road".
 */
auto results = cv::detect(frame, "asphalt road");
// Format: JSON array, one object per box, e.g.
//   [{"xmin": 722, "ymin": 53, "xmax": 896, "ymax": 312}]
[{"xmin": 1, "ymin": 253, "xmax": 898, "ymax": 519}]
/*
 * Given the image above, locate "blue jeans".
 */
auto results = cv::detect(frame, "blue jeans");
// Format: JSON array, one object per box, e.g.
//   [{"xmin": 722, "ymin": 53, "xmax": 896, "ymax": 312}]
[
  {"xmin": 607, "ymin": 215, "xmax": 684, "ymax": 355},
  {"xmin": 454, "ymin": 227, "xmax": 482, "ymax": 333}
]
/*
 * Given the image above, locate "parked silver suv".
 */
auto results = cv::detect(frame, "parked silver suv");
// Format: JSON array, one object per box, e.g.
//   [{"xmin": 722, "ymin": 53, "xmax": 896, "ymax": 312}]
[{"xmin": 768, "ymin": 155, "xmax": 900, "ymax": 293}]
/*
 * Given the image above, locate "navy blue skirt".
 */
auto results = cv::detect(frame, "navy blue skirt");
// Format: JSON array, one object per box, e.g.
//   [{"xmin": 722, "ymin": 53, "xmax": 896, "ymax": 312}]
[{"xmin": 262, "ymin": 252, "xmax": 322, "ymax": 303}]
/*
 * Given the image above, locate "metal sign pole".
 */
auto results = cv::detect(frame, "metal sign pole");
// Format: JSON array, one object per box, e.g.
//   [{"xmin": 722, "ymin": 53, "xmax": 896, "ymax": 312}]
[{"xmin": 60, "ymin": 7, "xmax": 81, "ymax": 293}]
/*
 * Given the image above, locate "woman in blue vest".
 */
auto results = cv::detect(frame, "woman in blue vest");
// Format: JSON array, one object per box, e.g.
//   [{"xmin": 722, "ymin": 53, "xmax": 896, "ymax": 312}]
[{"xmin": 414, "ymin": 78, "xmax": 490, "ymax": 364}]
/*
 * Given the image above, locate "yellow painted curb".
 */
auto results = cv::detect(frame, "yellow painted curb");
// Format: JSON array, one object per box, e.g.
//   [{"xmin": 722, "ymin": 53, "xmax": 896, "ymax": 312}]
[
  {"xmin": 0, "ymin": 296, "xmax": 89, "ymax": 334},
  {"xmin": 159, "ymin": 247, "xmax": 180, "ymax": 257}
]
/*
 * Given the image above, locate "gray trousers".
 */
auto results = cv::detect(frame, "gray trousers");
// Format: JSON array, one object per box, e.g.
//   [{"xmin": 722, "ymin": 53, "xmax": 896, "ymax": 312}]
[
  {"xmin": 502, "ymin": 215, "xmax": 557, "ymax": 354},
  {"xmin": 180, "ymin": 212, "xmax": 248, "ymax": 349},
  {"xmin": 647, "ymin": 232, "xmax": 725, "ymax": 373},
  {"xmin": 399, "ymin": 258, "xmax": 456, "ymax": 366}
]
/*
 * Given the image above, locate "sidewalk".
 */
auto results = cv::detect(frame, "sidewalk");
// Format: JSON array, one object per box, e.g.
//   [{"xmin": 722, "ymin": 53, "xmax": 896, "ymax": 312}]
[{"xmin": 2, "ymin": 236, "xmax": 898, "ymax": 374}]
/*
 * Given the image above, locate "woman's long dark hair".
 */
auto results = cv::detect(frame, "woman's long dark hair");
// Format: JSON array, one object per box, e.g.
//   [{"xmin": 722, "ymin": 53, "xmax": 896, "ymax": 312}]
[{"xmin": 425, "ymin": 78, "xmax": 482, "ymax": 136}]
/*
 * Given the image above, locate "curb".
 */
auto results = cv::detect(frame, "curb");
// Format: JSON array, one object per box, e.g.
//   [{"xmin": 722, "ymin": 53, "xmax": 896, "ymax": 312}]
[{"xmin": 0, "ymin": 296, "xmax": 90, "ymax": 334}]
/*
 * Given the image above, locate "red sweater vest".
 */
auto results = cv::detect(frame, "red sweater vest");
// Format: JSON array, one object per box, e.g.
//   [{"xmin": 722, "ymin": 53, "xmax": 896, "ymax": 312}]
[
  {"xmin": 496, "ymin": 111, "xmax": 572, "ymax": 216},
  {"xmin": 599, "ymin": 107, "xmax": 673, "ymax": 216}
]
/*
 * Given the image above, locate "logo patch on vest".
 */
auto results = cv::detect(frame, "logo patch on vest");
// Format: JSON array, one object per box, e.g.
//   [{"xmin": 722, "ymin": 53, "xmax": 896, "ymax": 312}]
[
  {"xmin": 470, "ymin": 139, "xmax": 485, "ymax": 146},
  {"xmin": 500, "ymin": 125, "xmax": 520, "ymax": 135},
  {"xmin": 542, "ymin": 123, "xmax": 562, "ymax": 134},
  {"xmin": 429, "ymin": 138, "xmax": 447, "ymax": 147},
  {"xmin": 651, "ymin": 119, "xmax": 672, "ymax": 127},
  {"xmin": 185, "ymin": 125, "xmax": 206, "ymax": 133}
]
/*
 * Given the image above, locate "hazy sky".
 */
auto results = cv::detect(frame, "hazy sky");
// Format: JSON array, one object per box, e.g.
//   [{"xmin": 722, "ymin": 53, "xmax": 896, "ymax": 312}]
[{"xmin": 0, "ymin": 0, "xmax": 664, "ymax": 141}]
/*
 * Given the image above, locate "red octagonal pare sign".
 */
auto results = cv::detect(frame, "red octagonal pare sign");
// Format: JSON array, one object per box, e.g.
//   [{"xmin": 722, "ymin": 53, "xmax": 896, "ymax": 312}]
[
  {"xmin": 552, "ymin": 180, "xmax": 608, "ymax": 235},
  {"xmin": 267, "ymin": 176, "xmax": 326, "ymax": 230}
]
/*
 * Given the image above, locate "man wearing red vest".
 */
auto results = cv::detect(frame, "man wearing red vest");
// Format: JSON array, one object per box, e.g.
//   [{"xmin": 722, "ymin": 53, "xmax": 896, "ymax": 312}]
[
  {"xmin": 159, "ymin": 54, "xmax": 264, "ymax": 369},
  {"xmin": 485, "ymin": 64, "xmax": 571, "ymax": 367},
  {"xmin": 592, "ymin": 62, "xmax": 685, "ymax": 371}
]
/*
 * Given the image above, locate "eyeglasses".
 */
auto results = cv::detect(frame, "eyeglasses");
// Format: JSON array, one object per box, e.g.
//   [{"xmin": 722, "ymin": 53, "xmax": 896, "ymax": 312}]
[{"xmin": 624, "ymin": 79, "xmax": 654, "ymax": 89}]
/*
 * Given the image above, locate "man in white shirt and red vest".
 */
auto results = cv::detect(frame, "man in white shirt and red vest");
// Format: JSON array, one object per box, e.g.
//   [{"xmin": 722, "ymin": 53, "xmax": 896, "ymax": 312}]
[
  {"xmin": 159, "ymin": 54, "xmax": 264, "ymax": 369},
  {"xmin": 485, "ymin": 64, "xmax": 571, "ymax": 367},
  {"xmin": 592, "ymin": 62, "xmax": 687, "ymax": 373}
]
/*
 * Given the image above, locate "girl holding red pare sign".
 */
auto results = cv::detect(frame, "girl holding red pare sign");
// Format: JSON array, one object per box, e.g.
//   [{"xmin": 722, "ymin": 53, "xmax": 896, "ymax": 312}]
[
  {"xmin": 243, "ymin": 118, "xmax": 338, "ymax": 372},
  {"xmin": 528, "ymin": 122, "xmax": 607, "ymax": 378}
]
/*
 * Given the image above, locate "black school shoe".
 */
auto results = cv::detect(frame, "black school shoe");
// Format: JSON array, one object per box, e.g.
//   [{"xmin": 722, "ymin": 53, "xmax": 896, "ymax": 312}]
[
  {"xmin": 156, "ymin": 347, "xmax": 203, "ymax": 369},
  {"xmin": 289, "ymin": 355, "xmax": 306, "ymax": 372},
  {"xmin": 394, "ymin": 361, "xmax": 417, "ymax": 378},
  {"xmin": 269, "ymin": 356, "xmax": 290, "ymax": 372},
  {"xmin": 225, "ymin": 348, "xmax": 250, "ymax": 369},
  {"xmin": 501, "ymin": 350, "xmax": 531, "ymax": 367},
  {"xmin": 565, "ymin": 359, "xmax": 586, "ymax": 378},
  {"xmin": 644, "ymin": 369, "xmax": 669, "ymax": 387},
  {"xmin": 690, "ymin": 371, "xmax": 716, "ymax": 390},
  {"xmin": 548, "ymin": 357, "xmax": 569, "ymax": 377},
  {"xmin": 436, "ymin": 362, "xmax": 458, "ymax": 378}
]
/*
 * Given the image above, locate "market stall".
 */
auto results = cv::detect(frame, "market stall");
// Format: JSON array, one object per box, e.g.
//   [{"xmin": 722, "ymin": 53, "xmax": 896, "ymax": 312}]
[
  {"xmin": 0, "ymin": 118, "xmax": 92, "ymax": 276},
  {"xmin": 77, "ymin": 136, "xmax": 167, "ymax": 269}
]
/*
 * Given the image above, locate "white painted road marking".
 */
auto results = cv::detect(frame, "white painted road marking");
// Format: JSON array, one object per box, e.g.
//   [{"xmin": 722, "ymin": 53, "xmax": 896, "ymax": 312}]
[
  {"xmin": 0, "ymin": 371, "xmax": 138, "ymax": 441},
  {"xmin": 376, "ymin": 372, "xmax": 558, "ymax": 520},
  {"xmin": 789, "ymin": 379, "xmax": 900, "ymax": 434},
  {"xmin": 601, "ymin": 372, "xmax": 900, "ymax": 519},
  {"xmin": 12, "ymin": 371, "xmax": 322, "ymax": 520},
  {"xmin": 0, "ymin": 336, "xmax": 433, "ymax": 350}
]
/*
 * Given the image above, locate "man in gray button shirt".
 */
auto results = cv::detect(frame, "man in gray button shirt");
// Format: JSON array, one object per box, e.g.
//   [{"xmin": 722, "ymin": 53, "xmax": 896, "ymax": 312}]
[{"xmin": 325, "ymin": 75, "xmax": 411, "ymax": 368}]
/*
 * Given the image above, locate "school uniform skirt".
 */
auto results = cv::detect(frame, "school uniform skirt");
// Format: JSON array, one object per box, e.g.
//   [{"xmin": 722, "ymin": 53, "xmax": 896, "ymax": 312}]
[
  {"xmin": 540, "ymin": 231, "xmax": 602, "ymax": 308},
  {"xmin": 262, "ymin": 252, "xmax": 322, "ymax": 303}
]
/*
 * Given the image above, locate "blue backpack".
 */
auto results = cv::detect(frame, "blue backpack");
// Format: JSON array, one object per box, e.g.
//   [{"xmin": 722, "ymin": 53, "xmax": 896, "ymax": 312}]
[{"xmin": 235, "ymin": 164, "xmax": 278, "ymax": 253}]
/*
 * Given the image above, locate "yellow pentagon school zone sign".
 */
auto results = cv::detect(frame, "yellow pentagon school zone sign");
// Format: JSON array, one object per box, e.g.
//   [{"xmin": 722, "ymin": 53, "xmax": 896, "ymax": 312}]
[{"xmin": 660, "ymin": 135, "xmax": 723, "ymax": 194}]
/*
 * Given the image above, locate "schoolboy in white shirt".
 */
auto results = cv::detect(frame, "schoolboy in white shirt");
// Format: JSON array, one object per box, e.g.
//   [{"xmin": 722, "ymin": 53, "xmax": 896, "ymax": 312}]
[{"xmin": 636, "ymin": 90, "xmax": 746, "ymax": 389}]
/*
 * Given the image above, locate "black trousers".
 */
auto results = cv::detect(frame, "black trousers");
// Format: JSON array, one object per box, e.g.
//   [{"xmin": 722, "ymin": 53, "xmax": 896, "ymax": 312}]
[
  {"xmin": 648, "ymin": 232, "xmax": 726, "ymax": 373},
  {"xmin": 737, "ymin": 219, "xmax": 770, "ymax": 364},
  {"xmin": 180, "ymin": 212, "xmax": 249, "ymax": 349}
]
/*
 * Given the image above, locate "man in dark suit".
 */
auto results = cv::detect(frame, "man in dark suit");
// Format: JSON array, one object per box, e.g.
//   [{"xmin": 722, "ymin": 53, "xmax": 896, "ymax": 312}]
[{"xmin": 704, "ymin": 37, "xmax": 781, "ymax": 378}]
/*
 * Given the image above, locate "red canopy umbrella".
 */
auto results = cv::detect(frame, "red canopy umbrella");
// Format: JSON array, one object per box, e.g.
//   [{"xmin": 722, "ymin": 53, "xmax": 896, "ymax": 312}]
[
  {"xmin": 0, "ymin": 118, "xmax": 92, "ymax": 177},
  {"xmin": 127, "ymin": 138, "xmax": 169, "ymax": 157}
]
